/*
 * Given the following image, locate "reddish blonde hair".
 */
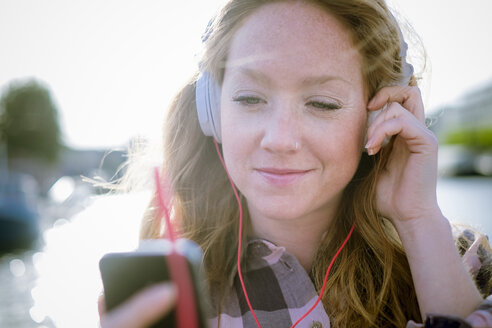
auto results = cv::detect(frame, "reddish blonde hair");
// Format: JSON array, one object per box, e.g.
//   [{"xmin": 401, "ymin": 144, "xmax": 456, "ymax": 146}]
[{"xmin": 142, "ymin": 1, "xmax": 423, "ymax": 326}]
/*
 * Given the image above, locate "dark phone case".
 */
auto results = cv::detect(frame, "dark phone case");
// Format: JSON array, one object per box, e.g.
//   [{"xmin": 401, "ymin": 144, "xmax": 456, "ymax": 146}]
[{"xmin": 99, "ymin": 240, "xmax": 209, "ymax": 328}]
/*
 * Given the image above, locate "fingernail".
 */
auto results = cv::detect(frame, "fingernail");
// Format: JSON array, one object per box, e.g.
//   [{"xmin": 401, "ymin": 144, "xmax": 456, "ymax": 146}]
[
  {"xmin": 368, "ymin": 98, "xmax": 376, "ymax": 108},
  {"xmin": 365, "ymin": 138, "xmax": 376, "ymax": 155}
]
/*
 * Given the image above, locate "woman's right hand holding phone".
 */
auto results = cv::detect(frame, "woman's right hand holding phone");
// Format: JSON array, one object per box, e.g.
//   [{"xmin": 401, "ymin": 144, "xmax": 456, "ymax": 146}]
[{"xmin": 98, "ymin": 283, "xmax": 177, "ymax": 328}]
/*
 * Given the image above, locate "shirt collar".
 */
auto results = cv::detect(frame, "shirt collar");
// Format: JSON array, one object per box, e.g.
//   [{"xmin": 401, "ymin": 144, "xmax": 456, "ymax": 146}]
[{"xmin": 227, "ymin": 238, "xmax": 286, "ymax": 286}]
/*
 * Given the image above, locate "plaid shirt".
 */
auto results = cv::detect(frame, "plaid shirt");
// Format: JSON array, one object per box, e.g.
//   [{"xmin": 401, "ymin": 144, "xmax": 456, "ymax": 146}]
[{"xmin": 208, "ymin": 226, "xmax": 492, "ymax": 328}]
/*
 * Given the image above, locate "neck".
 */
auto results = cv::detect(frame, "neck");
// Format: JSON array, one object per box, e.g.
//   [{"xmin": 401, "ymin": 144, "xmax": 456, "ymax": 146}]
[{"xmin": 248, "ymin": 203, "xmax": 339, "ymax": 272}]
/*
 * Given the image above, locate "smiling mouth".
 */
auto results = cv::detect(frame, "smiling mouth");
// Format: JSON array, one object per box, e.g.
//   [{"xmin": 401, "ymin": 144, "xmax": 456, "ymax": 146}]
[{"xmin": 254, "ymin": 168, "xmax": 313, "ymax": 186}]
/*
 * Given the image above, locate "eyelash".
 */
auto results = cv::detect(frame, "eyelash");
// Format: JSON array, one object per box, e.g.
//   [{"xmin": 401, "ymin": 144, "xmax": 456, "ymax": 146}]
[
  {"xmin": 232, "ymin": 96, "xmax": 342, "ymax": 111},
  {"xmin": 232, "ymin": 96, "xmax": 264, "ymax": 106},
  {"xmin": 306, "ymin": 100, "xmax": 341, "ymax": 111}
]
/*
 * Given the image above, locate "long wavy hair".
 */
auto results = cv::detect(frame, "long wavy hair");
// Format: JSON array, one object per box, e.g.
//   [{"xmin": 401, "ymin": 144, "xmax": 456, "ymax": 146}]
[{"xmin": 141, "ymin": 0, "xmax": 423, "ymax": 326}]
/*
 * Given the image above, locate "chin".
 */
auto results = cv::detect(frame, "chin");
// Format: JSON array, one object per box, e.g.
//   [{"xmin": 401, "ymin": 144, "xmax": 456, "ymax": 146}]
[{"xmin": 248, "ymin": 200, "xmax": 311, "ymax": 222}]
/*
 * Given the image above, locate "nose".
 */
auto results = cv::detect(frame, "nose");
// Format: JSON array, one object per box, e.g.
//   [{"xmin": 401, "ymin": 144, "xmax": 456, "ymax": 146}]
[{"xmin": 260, "ymin": 102, "xmax": 301, "ymax": 153}]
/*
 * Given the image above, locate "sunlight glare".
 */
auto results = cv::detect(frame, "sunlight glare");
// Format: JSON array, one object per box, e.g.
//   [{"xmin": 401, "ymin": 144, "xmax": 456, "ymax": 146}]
[
  {"xmin": 48, "ymin": 177, "xmax": 76, "ymax": 203},
  {"xmin": 9, "ymin": 259, "xmax": 26, "ymax": 278},
  {"xmin": 33, "ymin": 192, "xmax": 150, "ymax": 328}
]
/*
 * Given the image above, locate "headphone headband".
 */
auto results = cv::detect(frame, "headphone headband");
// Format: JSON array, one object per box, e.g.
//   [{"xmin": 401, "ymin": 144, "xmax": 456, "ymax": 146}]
[{"xmin": 391, "ymin": 12, "xmax": 414, "ymax": 86}]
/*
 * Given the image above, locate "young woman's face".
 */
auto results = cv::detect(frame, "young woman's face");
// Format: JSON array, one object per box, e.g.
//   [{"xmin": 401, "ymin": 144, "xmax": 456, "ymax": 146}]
[{"xmin": 220, "ymin": 2, "xmax": 367, "ymax": 224}]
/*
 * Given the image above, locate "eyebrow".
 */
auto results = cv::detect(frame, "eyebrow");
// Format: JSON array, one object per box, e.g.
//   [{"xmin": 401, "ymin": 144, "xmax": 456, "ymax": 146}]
[
  {"xmin": 300, "ymin": 75, "xmax": 351, "ymax": 86},
  {"xmin": 237, "ymin": 67, "xmax": 350, "ymax": 87},
  {"xmin": 238, "ymin": 67, "xmax": 272, "ymax": 86}
]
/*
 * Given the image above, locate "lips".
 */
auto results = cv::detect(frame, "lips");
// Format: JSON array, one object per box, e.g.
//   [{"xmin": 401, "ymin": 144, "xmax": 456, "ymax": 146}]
[{"xmin": 254, "ymin": 167, "xmax": 313, "ymax": 186}]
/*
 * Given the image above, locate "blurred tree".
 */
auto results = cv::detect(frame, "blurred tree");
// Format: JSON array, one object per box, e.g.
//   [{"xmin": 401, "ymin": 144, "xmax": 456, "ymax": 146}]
[{"xmin": 0, "ymin": 79, "xmax": 62, "ymax": 163}]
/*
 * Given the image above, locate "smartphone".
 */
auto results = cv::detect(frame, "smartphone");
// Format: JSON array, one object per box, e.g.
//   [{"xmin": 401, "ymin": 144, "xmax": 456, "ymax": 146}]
[{"xmin": 99, "ymin": 238, "xmax": 210, "ymax": 328}]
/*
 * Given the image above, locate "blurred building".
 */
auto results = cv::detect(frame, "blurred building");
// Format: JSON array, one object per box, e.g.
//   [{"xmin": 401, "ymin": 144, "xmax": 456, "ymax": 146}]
[
  {"xmin": 429, "ymin": 79, "xmax": 492, "ymax": 176},
  {"xmin": 430, "ymin": 81, "xmax": 492, "ymax": 136}
]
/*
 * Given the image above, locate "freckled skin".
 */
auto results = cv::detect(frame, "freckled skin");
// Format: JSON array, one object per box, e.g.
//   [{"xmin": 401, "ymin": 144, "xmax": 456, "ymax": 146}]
[{"xmin": 220, "ymin": 1, "xmax": 367, "ymax": 244}]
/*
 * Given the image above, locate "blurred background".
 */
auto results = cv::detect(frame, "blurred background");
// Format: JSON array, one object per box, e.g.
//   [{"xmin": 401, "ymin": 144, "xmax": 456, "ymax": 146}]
[{"xmin": 0, "ymin": 0, "xmax": 491, "ymax": 327}]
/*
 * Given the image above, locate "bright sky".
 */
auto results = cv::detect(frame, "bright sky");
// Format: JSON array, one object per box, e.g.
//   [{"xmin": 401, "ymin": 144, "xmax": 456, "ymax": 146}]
[{"xmin": 1, "ymin": 0, "xmax": 491, "ymax": 149}]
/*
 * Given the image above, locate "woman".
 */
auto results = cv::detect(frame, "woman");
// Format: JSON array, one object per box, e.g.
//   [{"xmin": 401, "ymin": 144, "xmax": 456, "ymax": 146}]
[{"xmin": 99, "ymin": 0, "xmax": 492, "ymax": 327}]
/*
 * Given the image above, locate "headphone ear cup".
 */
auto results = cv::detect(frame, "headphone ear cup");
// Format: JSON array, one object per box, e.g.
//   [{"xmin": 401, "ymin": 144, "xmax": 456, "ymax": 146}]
[{"xmin": 195, "ymin": 72, "xmax": 222, "ymax": 142}]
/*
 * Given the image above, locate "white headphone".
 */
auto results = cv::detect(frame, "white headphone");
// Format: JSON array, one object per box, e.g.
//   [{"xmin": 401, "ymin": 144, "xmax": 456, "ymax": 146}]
[{"xmin": 195, "ymin": 71, "xmax": 222, "ymax": 142}]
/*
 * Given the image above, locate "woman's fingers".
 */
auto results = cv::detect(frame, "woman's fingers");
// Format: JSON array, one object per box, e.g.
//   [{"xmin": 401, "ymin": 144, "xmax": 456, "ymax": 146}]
[
  {"xmin": 368, "ymin": 85, "xmax": 425, "ymax": 124},
  {"xmin": 98, "ymin": 293, "xmax": 106, "ymax": 317},
  {"xmin": 100, "ymin": 282, "xmax": 177, "ymax": 328},
  {"xmin": 366, "ymin": 103, "xmax": 437, "ymax": 155}
]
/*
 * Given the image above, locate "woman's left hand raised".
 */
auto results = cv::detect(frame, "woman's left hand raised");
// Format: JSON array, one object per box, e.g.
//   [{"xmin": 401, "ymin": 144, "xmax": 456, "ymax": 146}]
[
  {"xmin": 367, "ymin": 85, "xmax": 484, "ymax": 319},
  {"xmin": 365, "ymin": 85, "xmax": 441, "ymax": 229}
]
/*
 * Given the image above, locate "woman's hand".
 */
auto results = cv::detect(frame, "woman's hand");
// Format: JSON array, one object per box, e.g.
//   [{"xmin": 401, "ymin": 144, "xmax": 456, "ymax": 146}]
[
  {"xmin": 98, "ymin": 283, "xmax": 177, "ymax": 328},
  {"xmin": 366, "ymin": 85, "xmax": 440, "ymax": 228},
  {"xmin": 366, "ymin": 86, "xmax": 483, "ymax": 318}
]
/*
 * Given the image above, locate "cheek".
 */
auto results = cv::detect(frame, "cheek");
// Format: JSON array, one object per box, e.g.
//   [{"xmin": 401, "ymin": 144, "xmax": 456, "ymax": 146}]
[
  {"xmin": 222, "ymin": 136, "xmax": 242, "ymax": 166},
  {"xmin": 318, "ymin": 116, "xmax": 366, "ymax": 172},
  {"xmin": 220, "ymin": 100, "xmax": 261, "ymax": 171},
  {"xmin": 220, "ymin": 116, "xmax": 252, "ymax": 179},
  {"xmin": 347, "ymin": 111, "xmax": 368, "ymax": 148},
  {"xmin": 325, "ymin": 115, "xmax": 366, "ymax": 151}
]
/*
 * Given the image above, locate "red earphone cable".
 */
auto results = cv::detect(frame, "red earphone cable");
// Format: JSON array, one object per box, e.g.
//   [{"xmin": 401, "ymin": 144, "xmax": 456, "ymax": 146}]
[
  {"xmin": 213, "ymin": 139, "xmax": 355, "ymax": 328},
  {"xmin": 290, "ymin": 221, "xmax": 355, "ymax": 328},
  {"xmin": 154, "ymin": 168, "xmax": 175, "ymax": 242},
  {"xmin": 213, "ymin": 140, "xmax": 262, "ymax": 328},
  {"xmin": 154, "ymin": 168, "xmax": 200, "ymax": 328}
]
